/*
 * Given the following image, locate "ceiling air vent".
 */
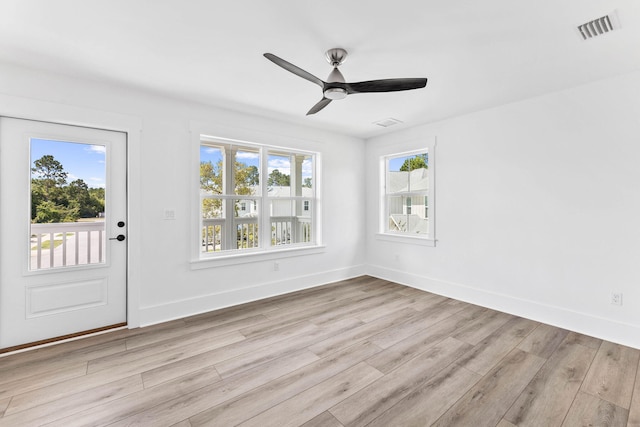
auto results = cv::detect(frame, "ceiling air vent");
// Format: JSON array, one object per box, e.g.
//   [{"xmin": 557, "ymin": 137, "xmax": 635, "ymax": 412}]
[
  {"xmin": 577, "ymin": 12, "xmax": 619, "ymax": 40},
  {"xmin": 373, "ymin": 118, "xmax": 403, "ymax": 128}
]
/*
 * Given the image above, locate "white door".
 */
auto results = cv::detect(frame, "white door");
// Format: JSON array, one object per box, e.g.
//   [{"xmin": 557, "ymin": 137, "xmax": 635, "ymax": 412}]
[{"xmin": 0, "ymin": 117, "xmax": 127, "ymax": 351}]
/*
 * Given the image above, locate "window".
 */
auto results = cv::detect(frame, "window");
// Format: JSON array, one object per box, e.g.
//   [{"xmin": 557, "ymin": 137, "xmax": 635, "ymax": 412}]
[
  {"xmin": 199, "ymin": 137, "xmax": 317, "ymax": 256},
  {"xmin": 381, "ymin": 147, "xmax": 435, "ymax": 245},
  {"xmin": 267, "ymin": 151, "xmax": 314, "ymax": 247}
]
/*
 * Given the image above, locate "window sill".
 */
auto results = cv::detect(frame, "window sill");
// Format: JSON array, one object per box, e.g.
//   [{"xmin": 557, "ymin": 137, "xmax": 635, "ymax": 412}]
[
  {"xmin": 190, "ymin": 245, "xmax": 326, "ymax": 269},
  {"xmin": 375, "ymin": 233, "xmax": 436, "ymax": 247}
]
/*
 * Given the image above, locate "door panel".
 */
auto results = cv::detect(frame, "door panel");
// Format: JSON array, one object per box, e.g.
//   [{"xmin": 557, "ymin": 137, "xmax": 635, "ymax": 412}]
[{"xmin": 0, "ymin": 117, "xmax": 127, "ymax": 350}]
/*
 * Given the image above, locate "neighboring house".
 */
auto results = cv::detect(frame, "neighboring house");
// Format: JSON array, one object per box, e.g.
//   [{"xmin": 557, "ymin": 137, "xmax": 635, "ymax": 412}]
[
  {"xmin": 265, "ymin": 186, "xmax": 314, "ymax": 218},
  {"xmin": 207, "ymin": 186, "xmax": 314, "ymax": 218}
]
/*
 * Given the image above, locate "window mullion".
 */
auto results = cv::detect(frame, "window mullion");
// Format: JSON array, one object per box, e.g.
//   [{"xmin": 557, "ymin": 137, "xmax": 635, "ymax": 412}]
[
  {"xmin": 223, "ymin": 146, "xmax": 236, "ymax": 250},
  {"xmin": 260, "ymin": 148, "xmax": 270, "ymax": 248}
]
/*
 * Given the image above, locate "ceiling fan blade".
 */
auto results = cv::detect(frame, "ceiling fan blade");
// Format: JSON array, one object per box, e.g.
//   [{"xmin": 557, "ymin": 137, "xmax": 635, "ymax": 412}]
[
  {"xmin": 346, "ymin": 78, "xmax": 427, "ymax": 94},
  {"xmin": 264, "ymin": 53, "xmax": 324, "ymax": 88},
  {"xmin": 306, "ymin": 98, "xmax": 332, "ymax": 115}
]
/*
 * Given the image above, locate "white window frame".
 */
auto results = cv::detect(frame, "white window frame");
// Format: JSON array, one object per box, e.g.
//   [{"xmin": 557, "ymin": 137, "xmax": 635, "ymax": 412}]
[
  {"xmin": 377, "ymin": 142, "xmax": 436, "ymax": 247},
  {"xmin": 191, "ymin": 129, "xmax": 323, "ymax": 268}
]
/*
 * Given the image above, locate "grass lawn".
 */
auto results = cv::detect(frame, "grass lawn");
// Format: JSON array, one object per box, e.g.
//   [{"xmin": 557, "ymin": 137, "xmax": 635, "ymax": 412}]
[{"xmin": 31, "ymin": 233, "xmax": 74, "ymax": 250}]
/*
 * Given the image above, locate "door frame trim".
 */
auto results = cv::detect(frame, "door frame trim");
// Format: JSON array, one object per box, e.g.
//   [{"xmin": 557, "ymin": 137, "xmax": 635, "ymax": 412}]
[{"xmin": 0, "ymin": 93, "xmax": 142, "ymax": 329}]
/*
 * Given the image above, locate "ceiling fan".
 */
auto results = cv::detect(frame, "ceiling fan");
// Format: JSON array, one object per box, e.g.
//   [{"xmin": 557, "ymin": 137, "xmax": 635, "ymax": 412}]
[{"xmin": 264, "ymin": 48, "xmax": 428, "ymax": 115}]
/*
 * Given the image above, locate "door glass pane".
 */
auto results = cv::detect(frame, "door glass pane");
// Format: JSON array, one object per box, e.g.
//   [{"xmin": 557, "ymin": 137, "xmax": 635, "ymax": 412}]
[{"xmin": 30, "ymin": 139, "xmax": 106, "ymax": 270}]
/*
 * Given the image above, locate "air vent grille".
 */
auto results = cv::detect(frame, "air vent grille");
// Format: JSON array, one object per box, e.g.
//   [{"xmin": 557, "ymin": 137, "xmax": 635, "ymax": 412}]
[
  {"xmin": 373, "ymin": 118, "xmax": 403, "ymax": 128},
  {"xmin": 577, "ymin": 14, "xmax": 617, "ymax": 40}
]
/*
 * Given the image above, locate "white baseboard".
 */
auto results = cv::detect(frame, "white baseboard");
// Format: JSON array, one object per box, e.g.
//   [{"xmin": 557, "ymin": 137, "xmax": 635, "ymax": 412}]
[
  {"xmin": 138, "ymin": 264, "xmax": 366, "ymax": 327},
  {"xmin": 367, "ymin": 265, "xmax": 640, "ymax": 350}
]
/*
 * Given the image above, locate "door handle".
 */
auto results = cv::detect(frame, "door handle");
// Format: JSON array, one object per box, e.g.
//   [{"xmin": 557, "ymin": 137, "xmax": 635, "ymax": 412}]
[{"xmin": 109, "ymin": 235, "xmax": 126, "ymax": 241}]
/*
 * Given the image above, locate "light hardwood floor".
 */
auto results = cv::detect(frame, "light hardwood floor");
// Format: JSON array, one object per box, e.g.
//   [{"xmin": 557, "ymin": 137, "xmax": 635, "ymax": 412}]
[{"xmin": 1, "ymin": 275, "xmax": 639, "ymax": 426}]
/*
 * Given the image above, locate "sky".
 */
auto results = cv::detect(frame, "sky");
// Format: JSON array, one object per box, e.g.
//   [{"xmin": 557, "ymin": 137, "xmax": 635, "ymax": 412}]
[
  {"xmin": 31, "ymin": 138, "xmax": 106, "ymax": 188},
  {"xmin": 388, "ymin": 152, "xmax": 428, "ymax": 172}
]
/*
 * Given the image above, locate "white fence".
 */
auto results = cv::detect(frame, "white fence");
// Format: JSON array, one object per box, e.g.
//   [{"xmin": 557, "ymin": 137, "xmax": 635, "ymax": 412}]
[
  {"xmin": 202, "ymin": 216, "xmax": 311, "ymax": 252},
  {"xmin": 30, "ymin": 221, "xmax": 105, "ymax": 270}
]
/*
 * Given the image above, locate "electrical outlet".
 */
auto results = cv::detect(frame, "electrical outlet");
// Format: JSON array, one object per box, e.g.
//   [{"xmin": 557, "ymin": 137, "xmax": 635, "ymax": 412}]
[
  {"xmin": 273, "ymin": 261, "xmax": 279, "ymax": 271},
  {"xmin": 611, "ymin": 292, "xmax": 623, "ymax": 306}
]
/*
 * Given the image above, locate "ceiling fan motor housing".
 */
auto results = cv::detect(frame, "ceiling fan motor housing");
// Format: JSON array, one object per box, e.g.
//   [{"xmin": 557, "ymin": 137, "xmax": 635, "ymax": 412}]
[{"xmin": 324, "ymin": 65, "xmax": 348, "ymax": 99}]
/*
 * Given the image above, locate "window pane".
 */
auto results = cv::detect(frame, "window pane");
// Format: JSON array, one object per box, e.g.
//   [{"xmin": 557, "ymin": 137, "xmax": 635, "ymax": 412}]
[
  {"xmin": 234, "ymin": 198, "xmax": 258, "ymax": 218},
  {"xmin": 234, "ymin": 199, "xmax": 259, "ymax": 249},
  {"xmin": 270, "ymin": 199, "xmax": 292, "ymax": 246},
  {"xmin": 269, "ymin": 199, "xmax": 312, "ymax": 246},
  {"xmin": 234, "ymin": 148, "xmax": 260, "ymax": 196},
  {"xmin": 388, "ymin": 195, "xmax": 428, "ymax": 234},
  {"xmin": 388, "ymin": 152, "xmax": 428, "ymax": 193},
  {"xmin": 267, "ymin": 153, "xmax": 291, "ymax": 197},
  {"xmin": 388, "ymin": 155, "xmax": 410, "ymax": 194},
  {"xmin": 202, "ymin": 197, "xmax": 224, "ymax": 219},
  {"xmin": 300, "ymin": 154, "xmax": 313, "ymax": 190},
  {"xmin": 200, "ymin": 146, "xmax": 223, "ymax": 195},
  {"xmin": 202, "ymin": 223, "xmax": 222, "ymax": 253},
  {"xmin": 201, "ymin": 197, "xmax": 223, "ymax": 253},
  {"xmin": 408, "ymin": 153, "xmax": 428, "ymax": 191}
]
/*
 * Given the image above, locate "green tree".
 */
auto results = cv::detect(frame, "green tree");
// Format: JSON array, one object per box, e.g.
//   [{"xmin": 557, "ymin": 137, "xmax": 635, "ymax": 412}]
[
  {"xmin": 200, "ymin": 159, "xmax": 259, "ymax": 218},
  {"xmin": 400, "ymin": 154, "xmax": 428, "ymax": 171},
  {"xmin": 268, "ymin": 169, "xmax": 290, "ymax": 186},
  {"xmin": 200, "ymin": 160, "xmax": 223, "ymax": 219},
  {"xmin": 33, "ymin": 200, "xmax": 79, "ymax": 223},
  {"xmin": 32, "ymin": 155, "xmax": 68, "ymax": 184},
  {"xmin": 245, "ymin": 165, "xmax": 259, "ymax": 186},
  {"xmin": 88, "ymin": 187, "xmax": 105, "ymax": 215},
  {"xmin": 31, "ymin": 155, "xmax": 69, "ymax": 213},
  {"xmin": 66, "ymin": 179, "xmax": 95, "ymax": 217},
  {"xmin": 200, "ymin": 160, "xmax": 223, "ymax": 194},
  {"xmin": 303, "ymin": 177, "xmax": 312, "ymax": 188},
  {"xmin": 235, "ymin": 163, "xmax": 258, "ymax": 196},
  {"xmin": 30, "ymin": 155, "xmax": 103, "ymax": 223}
]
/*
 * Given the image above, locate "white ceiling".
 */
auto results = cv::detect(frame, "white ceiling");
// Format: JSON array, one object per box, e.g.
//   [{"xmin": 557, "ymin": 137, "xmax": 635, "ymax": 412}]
[{"xmin": 1, "ymin": 0, "xmax": 640, "ymax": 138}]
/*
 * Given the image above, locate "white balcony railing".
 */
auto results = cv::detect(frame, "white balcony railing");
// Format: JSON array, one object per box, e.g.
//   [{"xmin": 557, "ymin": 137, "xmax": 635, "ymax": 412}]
[
  {"xmin": 30, "ymin": 221, "xmax": 105, "ymax": 270},
  {"xmin": 202, "ymin": 216, "xmax": 311, "ymax": 253}
]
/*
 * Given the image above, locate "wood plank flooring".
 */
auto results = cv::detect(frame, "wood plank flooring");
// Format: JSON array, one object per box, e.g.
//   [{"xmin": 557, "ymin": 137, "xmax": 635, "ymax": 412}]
[{"xmin": 1, "ymin": 275, "xmax": 639, "ymax": 426}]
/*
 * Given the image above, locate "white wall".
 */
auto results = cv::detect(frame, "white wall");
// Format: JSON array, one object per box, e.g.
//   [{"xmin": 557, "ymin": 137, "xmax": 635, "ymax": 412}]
[
  {"xmin": 0, "ymin": 62, "xmax": 366, "ymax": 327},
  {"xmin": 365, "ymin": 70, "xmax": 640, "ymax": 348},
  {"xmin": 3, "ymin": 60, "xmax": 640, "ymax": 349}
]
